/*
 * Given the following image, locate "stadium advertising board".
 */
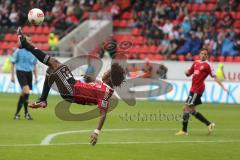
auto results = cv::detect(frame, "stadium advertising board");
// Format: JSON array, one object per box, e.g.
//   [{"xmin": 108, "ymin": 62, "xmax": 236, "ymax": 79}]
[{"xmin": 0, "ymin": 74, "xmax": 239, "ymax": 104}]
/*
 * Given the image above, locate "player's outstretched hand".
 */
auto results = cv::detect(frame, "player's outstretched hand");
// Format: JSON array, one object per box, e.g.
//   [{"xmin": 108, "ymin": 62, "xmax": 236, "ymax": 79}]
[
  {"xmin": 11, "ymin": 77, "xmax": 15, "ymax": 83},
  {"xmin": 223, "ymin": 88, "xmax": 229, "ymax": 94},
  {"xmin": 90, "ymin": 133, "xmax": 98, "ymax": 146},
  {"xmin": 17, "ymin": 27, "xmax": 23, "ymax": 36}
]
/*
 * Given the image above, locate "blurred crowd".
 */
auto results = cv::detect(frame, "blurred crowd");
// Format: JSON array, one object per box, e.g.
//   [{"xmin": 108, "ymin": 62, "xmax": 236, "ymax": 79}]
[
  {"xmin": 0, "ymin": 0, "xmax": 121, "ymax": 33},
  {"xmin": 0, "ymin": 0, "xmax": 90, "ymax": 33},
  {"xmin": 130, "ymin": 0, "xmax": 240, "ymax": 59}
]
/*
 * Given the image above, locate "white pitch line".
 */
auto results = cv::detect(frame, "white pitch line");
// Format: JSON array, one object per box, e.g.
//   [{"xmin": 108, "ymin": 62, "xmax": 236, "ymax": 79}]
[
  {"xmin": 40, "ymin": 128, "xmax": 240, "ymax": 145},
  {"xmin": 1, "ymin": 140, "xmax": 240, "ymax": 147}
]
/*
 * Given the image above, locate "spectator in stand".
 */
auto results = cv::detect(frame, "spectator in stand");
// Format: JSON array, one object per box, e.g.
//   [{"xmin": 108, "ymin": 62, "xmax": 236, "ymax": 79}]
[
  {"xmin": 51, "ymin": 0, "xmax": 62, "ymax": 14},
  {"xmin": 219, "ymin": 13, "xmax": 235, "ymax": 29},
  {"xmin": 217, "ymin": 28, "xmax": 227, "ymax": 54},
  {"xmin": 235, "ymin": 34, "xmax": 240, "ymax": 54},
  {"xmin": 108, "ymin": 0, "xmax": 121, "ymax": 19},
  {"xmin": 161, "ymin": 19, "xmax": 173, "ymax": 35},
  {"xmin": 208, "ymin": 11, "xmax": 217, "ymax": 27},
  {"xmin": 127, "ymin": 63, "xmax": 139, "ymax": 78},
  {"xmin": 65, "ymin": 7, "xmax": 79, "ymax": 27},
  {"xmin": 146, "ymin": 20, "xmax": 163, "ymax": 45},
  {"xmin": 44, "ymin": 11, "xmax": 53, "ymax": 25},
  {"xmin": 177, "ymin": 1, "xmax": 188, "ymax": 19},
  {"xmin": 221, "ymin": 33, "xmax": 239, "ymax": 56},
  {"xmin": 155, "ymin": 1, "xmax": 166, "ymax": 19},
  {"xmin": 48, "ymin": 33, "xmax": 59, "ymax": 51},
  {"xmin": 185, "ymin": 53, "xmax": 193, "ymax": 61},
  {"xmin": 196, "ymin": 27, "xmax": 204, "ymax": 40},
  {"xmin": 181, "ymin": 16, "xmax": 191, "ymax": 35},
  {"xmin": 176, "ymin": 31, "xmax": 202, "ymax": 56},
  {"xmin": 73, "ymin": 1, "xmax": 83, "ymax": 20},
  {"xmin": 142, "ymin": 60, "xmax": 152, "ymax": 78},
  {"xmin": 166, "ymin": 2, "xmax": 178, "ymax": 20},
  {"xmin": 189, "ymin": 32, "xmax": 202, "ymax": 55},
  {"xmin": 190, "ymin": 16, "xmax": 198, "ymax": 32},
  {"xmin": 156, "ymin": 64, "xmax": 168, "ymax": 79},
  {"xmin": 9, "ymin": 4, "xmax": 19, "ymax": 26},
  {"xmin": 203, "ymin": 37, "xmax": 217, "ymax": 56},
  {"xmin": 217, "ymin": 0, "xmax": 230, "ymax": 11}
]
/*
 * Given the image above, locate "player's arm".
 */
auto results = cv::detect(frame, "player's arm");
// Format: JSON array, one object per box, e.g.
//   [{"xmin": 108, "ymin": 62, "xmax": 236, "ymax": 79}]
[
  {"xmin": 214, "ymin": 77, "xmax": 228, "ymax": 93},
  {"xmin": 185, "ymin": 62, "xmax": 194, "ymax": 77},
  {"xmin": 82, "ymin": 74, "xmax": 95, "ymax": 83},
  {"xmin": 90, "ymin": 109, "xmax": 107, "ymax": 146},
  {"xmin": 10, "ymin": 50, "xmax": 18, "ymax": 83},
  {"xmin": 209, "ymin": 64, "xmax": 228, "ymax": 93},
  {"xmin": 33, "ymin": 65, "xmax": 38, "ymax": 84},
  {"xmin": 10, "ymin": 63, "xmax": 15, "ymax": 82}
]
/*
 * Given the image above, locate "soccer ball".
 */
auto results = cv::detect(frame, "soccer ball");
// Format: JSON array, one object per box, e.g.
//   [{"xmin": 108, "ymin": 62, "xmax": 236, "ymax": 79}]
[{"xmin": 28, "ymin": 8, "xmax": 44, "ymax": 25}]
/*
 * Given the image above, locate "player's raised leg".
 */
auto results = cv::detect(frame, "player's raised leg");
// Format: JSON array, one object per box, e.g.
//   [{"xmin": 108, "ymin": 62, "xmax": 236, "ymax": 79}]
[
  {"xmin": 17, "ymin": 27, "xmax": 61, "ymax": 71},
  {"xmin": 18, "ymin": 27, "xmax": 74, "ymax": 107}
]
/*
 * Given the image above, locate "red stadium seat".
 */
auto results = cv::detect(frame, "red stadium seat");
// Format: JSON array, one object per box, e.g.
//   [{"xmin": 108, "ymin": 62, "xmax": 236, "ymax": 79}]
[
  {"xmin": 121, "ymin": 12, "xmax": 132, "ymax": 19},
  {"xmin": 178, "ymin": 55, "xmax": 185, "ymax": 61},
  {"xmin": 8, "ymin": 42, "xmax": 17, "ymax": 49},
  {"xmin": 154, "ymin": 54, "xmax": 163, "ymax": 60},
  {"xmin": 4, "ymin": 34, "xmax": 12, "ymax": 41},
  {"xmin": 42, "ymin": 26, "xmax": 51, "ymax": 34},
  {"xmin": 113, "ymin": 20, "xmax": 121, "ymax": 27},
  {"xmin": 225, "ymin": 56, "xmax": 234, "ymax": 62},
  {"xmin": 139, "ymin": 53, "xmax": 147, "ymax": 60},
  {"xmin": 235, "ymin": 56, "xmax": 240, "ymax": 62},
  {"xmin": 198, "ymin": 4, "xmax": 207, "ymax": 11},
  {"xmin": 11, "ymin": 34, "xmax": 18, "ymax": 42},
  {"xmin": 236, "ymin": 12, "xmax": 240, "ymax": 19},
  {"xmin": 22, "ymin": 26, "xmax": 29, "ymax": 34},
  {"xmin": 132, "ymin": 45, "xmax": 141, "ymax": 54},
  {"xmin": 28, "ymin": 26, "xmax": 36, "ymax": 34},
  {"xmin": 1, "ymin": 42, "xmax": 8, "ymax": 50},
  {"xmin": 207, "ymin": 4, "xmax": 216, "ymax": 11},
  {"xmin": 132, "ymin": 28, "xmax": 141, "ymax": 36},
  {"xmin": 35, "ymin": 26, "xmax": 43, "ymax": 34},
  {"xmin": 215, "ymin": 12, "xmax": 221, "ymax": 19},
  {"xmin": 230, "ymin": 12, "xmax": 237, "ymax": 19},
  {"xmin": 193, "ymin": 55, "xmax": 199, "ymax": 61},
  {"xmin": 0, "ymin": 49, "xmax": 3, "ymax": 55},
  {"xmin": 31, "ymin": 34, "xmax": 39, "ymax": 43},
  {"xmin": 119, "ymin": 20, "xmax": 128, "ymax": 28},
  {"xmin": 4, "ymin": 34, "xmax": 17, "ymax": 42},
  {"xmin": 234, "ymin": 21, "xmax": 240, "ymax": 28},
  {"xmin": 92, "ymin": 3, "xmax": 101, "ymax": 11},
  {"xmin": 140, "ymin": 45, "xmax": 149, "ymax": 53},
  {"xmin": 133, "ymin": 36, "xmax": 144, "ymax": 45},
  {"xmin": 38, "ymin": 35, "xmax": 48, "ymax": 43},
  {"xmin": 192, "ymin": 4, "xmax": 199, "ymax": 11},
  {"xmin": 217, "ymin": 56, "xmax": 225, "ymax": 62},
  {"xmin": 209, "ymin": 56, "xmax": 216, "ymax": 62},
  {"xmin": 149, "ymin": 45, "xmax": 157, "ymax": 54}
]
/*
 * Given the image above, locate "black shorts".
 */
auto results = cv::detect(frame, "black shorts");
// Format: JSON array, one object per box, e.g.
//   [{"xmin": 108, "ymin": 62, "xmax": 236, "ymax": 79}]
[
  {"xmin": 185, "ymin": 92, "xmax": 202, "ymax": 107},
  {"xmin": 16, "ymin": 70, "xmax": 33, "ymax": 90},
  {"xmin": 48, "ymin": 65, "xmax": 76, "ymax": 100}
]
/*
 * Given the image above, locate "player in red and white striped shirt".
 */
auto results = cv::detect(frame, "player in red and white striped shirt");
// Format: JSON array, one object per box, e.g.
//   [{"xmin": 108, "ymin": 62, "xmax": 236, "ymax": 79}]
[{"xmin": 176, "ymin": 48, "xmax": 228, "ymax": 136}]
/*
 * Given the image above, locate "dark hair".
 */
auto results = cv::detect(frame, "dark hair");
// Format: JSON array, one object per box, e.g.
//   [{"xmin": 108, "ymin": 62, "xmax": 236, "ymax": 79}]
[{"xmin": 110, "ymin": 63, "xmax": 125, "ymax": 87}]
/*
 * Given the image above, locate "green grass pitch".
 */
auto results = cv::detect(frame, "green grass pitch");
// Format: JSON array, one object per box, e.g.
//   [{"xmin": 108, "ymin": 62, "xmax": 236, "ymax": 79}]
[{"xmin": 0, "ymin": 93, "xmax": 239, "ymax": 160}]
